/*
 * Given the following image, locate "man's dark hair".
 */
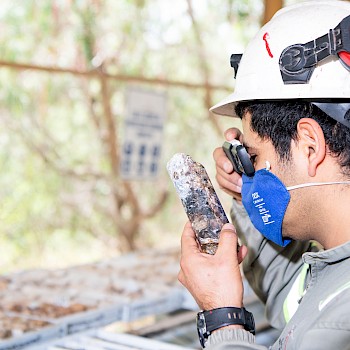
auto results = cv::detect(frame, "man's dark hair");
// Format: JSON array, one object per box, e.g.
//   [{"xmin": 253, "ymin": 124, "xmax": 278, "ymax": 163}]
[{"xmin": 235, "ymin": 100, "xmax": 350, "ymax": 176}]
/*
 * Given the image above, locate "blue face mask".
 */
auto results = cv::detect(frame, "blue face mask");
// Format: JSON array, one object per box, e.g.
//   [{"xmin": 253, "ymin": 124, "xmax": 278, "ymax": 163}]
[
  {"xmin": 241, "ymin": 168, "xmax": 350, "ymax": 247},
  {"xmin": 242, "ymin": 169, "xmax": 291, "ymax": 247}
]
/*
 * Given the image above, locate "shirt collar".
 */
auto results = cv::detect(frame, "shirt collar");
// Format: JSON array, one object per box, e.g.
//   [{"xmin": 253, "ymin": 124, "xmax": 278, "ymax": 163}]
[{"xmin": 303, "ymin": 240, "xmax": 350, "ymax": 265}]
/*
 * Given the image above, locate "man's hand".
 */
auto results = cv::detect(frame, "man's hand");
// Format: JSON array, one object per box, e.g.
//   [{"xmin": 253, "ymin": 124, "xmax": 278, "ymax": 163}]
[
  {"xmin": 213, "ymin": 128, "xmax": 244, "ymax": 201},
  {"xmin": 178, "ymin": 221, "xmax": 248, "ymax": 311}
]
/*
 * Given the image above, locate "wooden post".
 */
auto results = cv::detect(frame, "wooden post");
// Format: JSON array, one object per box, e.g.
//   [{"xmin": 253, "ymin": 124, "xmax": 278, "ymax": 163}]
[{"xmin": 262, "ymin": 0, "xmax": 283, "ymax": 25}]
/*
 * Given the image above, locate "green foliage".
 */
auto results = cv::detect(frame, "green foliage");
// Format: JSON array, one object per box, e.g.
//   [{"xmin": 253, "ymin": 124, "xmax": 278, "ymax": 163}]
[{"xmin": 0, "ymin": 0, "xmax": 302, "ymax": 272}]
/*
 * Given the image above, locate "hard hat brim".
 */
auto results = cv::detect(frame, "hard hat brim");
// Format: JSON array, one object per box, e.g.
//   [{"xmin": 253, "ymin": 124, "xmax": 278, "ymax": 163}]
[{"xmin": 210, "ymin": 92, "xmax": 238, "ymax": 117}]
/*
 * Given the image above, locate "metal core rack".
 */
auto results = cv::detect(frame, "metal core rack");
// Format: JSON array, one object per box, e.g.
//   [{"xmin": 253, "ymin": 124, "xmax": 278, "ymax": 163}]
[{"xmin": 0, "ymin": 248, "xmax": 277, "ymax": 350}]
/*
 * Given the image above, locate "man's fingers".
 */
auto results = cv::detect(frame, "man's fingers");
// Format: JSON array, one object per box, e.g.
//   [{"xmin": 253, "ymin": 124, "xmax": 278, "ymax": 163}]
[
  {"xmin": 224, "ymin": 128, "xmax": 242, "ymax": 141},
  {"xmin": 213, "ymin": 147, "xmax": 233, "ymax": 174},
  {"xmin": 216, "ymin": 223, "xmax": 239, "ymax": 259},
  {"xmin": 237, "ymin": 245, "xmax": 248, "ymax": 264},
  {"xmin": 216, "ymin": 167, "xmax": 243, "ymax": 193},
  {"xmin": 213, "ymin": 146, "xmax": 243, "ymax": 199}
]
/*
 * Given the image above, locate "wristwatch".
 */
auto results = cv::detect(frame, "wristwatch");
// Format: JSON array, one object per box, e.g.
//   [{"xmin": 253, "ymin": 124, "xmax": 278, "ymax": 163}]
[{"xmin": 196, "ymin": 307, "xmax": 255, "ymax": 348}]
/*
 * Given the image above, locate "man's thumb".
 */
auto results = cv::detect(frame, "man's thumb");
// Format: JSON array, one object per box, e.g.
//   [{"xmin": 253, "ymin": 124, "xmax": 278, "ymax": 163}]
[{"xmin": 216, "ymin": 223, "xmax": 239, "ymax": 257}]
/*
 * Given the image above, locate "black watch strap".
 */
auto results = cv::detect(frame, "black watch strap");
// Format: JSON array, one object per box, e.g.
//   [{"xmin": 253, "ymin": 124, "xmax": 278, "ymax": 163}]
[{"xmin": 197, "ymin": 307, "xmax": 255, "ymax": 348}]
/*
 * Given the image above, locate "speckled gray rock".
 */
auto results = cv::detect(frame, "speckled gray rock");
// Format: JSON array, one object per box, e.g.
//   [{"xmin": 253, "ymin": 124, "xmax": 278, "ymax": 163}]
[{"xmin": 167, "ymin": 153, "xmax": 229, "ymax": 255}]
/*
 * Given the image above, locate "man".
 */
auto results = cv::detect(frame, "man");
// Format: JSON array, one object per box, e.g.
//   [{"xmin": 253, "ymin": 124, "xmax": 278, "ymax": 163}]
[{"xmin": 178, "ymin": 1, "xmax": 350, "ymax": 349}]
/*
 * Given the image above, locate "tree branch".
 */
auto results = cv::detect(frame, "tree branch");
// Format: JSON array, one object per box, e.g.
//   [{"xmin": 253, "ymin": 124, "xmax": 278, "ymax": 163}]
[
  {"xmin": 186, "ymin": 0, "xmax": 223, "ymax": 136},
  {"xmin": 0, "ymin": 60, "xmax": 231, "ymax": 91}
]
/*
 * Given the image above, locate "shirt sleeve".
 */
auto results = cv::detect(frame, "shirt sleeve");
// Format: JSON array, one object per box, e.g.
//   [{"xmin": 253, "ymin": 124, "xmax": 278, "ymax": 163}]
[
  {"xmin": 205, "ymin": 329, "xmax": 267, "ymax": 350},
  {"xmin": 230, "ymin": 199, "xmax": 311, "ymax": 329}
]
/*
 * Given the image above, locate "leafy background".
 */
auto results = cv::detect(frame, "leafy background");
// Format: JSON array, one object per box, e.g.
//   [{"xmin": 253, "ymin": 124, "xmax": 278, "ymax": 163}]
[{"xmin": 0, "ymin": 0, "xmax": 302, "ymax": 273}]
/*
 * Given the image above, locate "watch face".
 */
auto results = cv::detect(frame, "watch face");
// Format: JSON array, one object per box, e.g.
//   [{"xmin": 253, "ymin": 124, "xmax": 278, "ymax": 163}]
[
  {"xmin": 244, "ymin": 309, "xmax": 256, "ymax": 334},
  {"xmin": 196, "ymin": 312, "xmax": 207, "ymax": 348}
]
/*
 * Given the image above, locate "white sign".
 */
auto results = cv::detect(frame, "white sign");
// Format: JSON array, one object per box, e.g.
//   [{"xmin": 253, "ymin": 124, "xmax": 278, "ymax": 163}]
[{"xmin": 120, "ymin": 87, "xmax": 167, "ymax": 180}]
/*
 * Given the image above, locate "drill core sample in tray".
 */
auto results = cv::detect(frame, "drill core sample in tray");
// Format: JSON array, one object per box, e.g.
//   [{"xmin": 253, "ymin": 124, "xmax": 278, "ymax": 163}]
[{"xmin": 167, "ymin": 153, "xmax": 229, "ymax": 255}]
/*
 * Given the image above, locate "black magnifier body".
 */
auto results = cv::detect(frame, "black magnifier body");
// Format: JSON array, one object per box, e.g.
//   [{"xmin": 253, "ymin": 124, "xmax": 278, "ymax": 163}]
[{"xmin": 222, "ymin": 140, "xmax": 255, "ymax": 177}]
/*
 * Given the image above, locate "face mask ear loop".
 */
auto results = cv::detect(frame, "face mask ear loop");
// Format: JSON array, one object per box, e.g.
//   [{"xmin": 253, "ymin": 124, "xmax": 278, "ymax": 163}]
[
  {"xmin": 287, "ymin": 181, "xmax": 350, "ymax": 191},
  {"xmin": 265, "ymin": 161, "xmax": 271, "ymax": 171}
]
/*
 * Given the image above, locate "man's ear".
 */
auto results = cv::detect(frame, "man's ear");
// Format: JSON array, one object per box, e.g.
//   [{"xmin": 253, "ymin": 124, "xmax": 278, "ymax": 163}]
[{"xmin": 296, "ymin": 118, "xmax": 326, "ymax": 177}]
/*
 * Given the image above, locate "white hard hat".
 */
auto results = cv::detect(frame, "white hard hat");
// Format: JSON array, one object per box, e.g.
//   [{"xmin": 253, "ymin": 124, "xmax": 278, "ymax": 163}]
[{"xmin": 210, "ymin": 1, "xmax": 350, "ymax": 127}]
